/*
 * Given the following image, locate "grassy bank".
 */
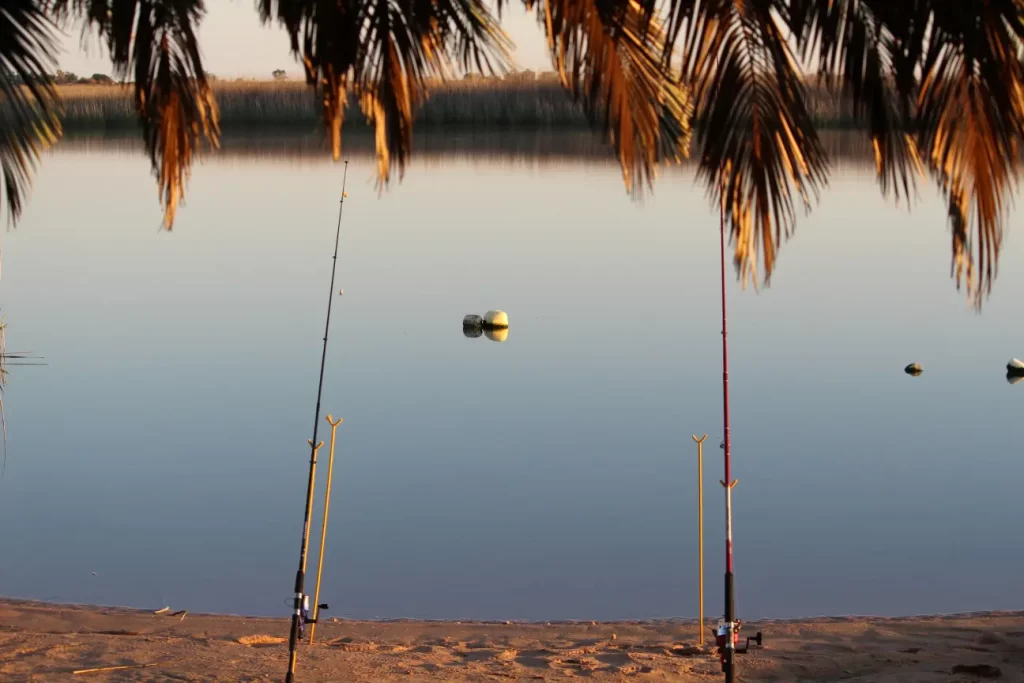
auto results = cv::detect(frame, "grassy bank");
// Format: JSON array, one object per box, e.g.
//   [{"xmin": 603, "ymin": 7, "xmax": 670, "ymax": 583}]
[
  {"xmin": 56, "ymin": 78, "xmax": 863, "ymax": 132},
  {"xmin": 57, "ymin": 79, "xmax": 593, "ymax": 131}
]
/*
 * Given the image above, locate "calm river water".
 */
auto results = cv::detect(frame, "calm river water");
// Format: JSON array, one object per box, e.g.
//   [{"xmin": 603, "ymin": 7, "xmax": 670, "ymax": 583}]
[{"xmin": 0, "ymin": 132, "xmax": 1021, "ymax": 621}]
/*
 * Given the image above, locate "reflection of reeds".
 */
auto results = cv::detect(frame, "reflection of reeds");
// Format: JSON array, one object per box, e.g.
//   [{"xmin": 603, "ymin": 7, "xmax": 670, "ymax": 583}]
[
  {"xmin": 56, "ymin": 79, "xmax": 869, "ymax": 131},
  {"xmin": 52, "ymin": 129, "xmax": 878, "ymax": 170},
  {"xmin": 0, "ymin": 318, "xmax": 44, "ymax": 474}
]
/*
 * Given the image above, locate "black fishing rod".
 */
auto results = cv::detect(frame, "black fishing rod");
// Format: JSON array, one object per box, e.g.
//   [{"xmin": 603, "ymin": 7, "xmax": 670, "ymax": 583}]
[{"xmin": 285, "ymin": 160, "xmax": 349, "ymax": 683}]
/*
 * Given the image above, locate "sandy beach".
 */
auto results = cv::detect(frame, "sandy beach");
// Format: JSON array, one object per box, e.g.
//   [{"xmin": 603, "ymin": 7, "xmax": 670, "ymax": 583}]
[{"xmin": 1, "ymin": 600, "xmax": 1022, "ymax": 682}]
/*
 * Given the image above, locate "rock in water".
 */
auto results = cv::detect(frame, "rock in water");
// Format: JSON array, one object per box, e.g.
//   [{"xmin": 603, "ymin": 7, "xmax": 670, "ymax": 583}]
[
  {"xmin": 463, "ymin": 314, "xmax": 484, "ymax": 330},
  {"xmin": 484, "ymin": 310, "xmax": 509, "ymax": 328},
  {"xmin": 1007, "ymin": 358, "xmax": 1024, "ymax": 376},
  {"xmin": 905, "ymin": 363, "xmax": 923, "ymax": 376}
]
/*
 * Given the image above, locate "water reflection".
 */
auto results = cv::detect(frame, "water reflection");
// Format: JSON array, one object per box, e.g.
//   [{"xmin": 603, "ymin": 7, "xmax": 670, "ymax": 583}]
[
  {"xmin": 1, "ymin": 137, "xmax": 1023, "ymax": 624},
  {"xmin": 484, "ymin": 328, "xmax": 509, "ymax": 343},
  {"xmin": 53, "ymin": 129, "xmax": 878, "ymax": 170}
]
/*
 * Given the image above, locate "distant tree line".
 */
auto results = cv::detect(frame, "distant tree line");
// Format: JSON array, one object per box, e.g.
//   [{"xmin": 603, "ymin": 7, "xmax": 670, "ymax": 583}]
[{"xmin": 3, "ymin": 68, "xmax": 116, "ymax": 85}]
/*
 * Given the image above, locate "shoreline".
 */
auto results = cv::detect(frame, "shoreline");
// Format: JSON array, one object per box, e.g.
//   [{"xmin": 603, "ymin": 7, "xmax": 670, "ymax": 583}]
[
  {"xmin": 2, "ymin": 598, "xmax": 1022, "ymax": 681},
  {"xmin": 4, "ymin": 595, "xmax": 1024, "ymax": 625}
]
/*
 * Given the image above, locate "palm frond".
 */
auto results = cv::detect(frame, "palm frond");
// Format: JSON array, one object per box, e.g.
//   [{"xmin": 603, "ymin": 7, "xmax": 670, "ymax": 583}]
[
  {"xmin": 676, "ymin": 0, "xmax": 828, "ymax": 286},
  {"xmin": 50, "ymin": 0, "xmax": 219, "ymax": 228},
  {"xmin": 260, "ymin": 0, "xmax": 512, "ymax": 184},
  {"xmin": 914, "ymin": 1, "xmax": 1024, "ymax": 307},
  {"xmin": 524, "ymin": 0, "xmax": 692, "ymax": 192},
  {"xmin": 790, "ymin": 0, "xmax": 923, "ymax": 201},
  {"xmin": 0, "ymin": 0, "xmax": 63, "ymax": 225}
]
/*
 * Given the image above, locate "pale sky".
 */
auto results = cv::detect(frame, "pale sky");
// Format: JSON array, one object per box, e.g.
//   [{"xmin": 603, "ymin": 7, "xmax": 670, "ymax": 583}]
[{"xmin": 56, "ymin": 0, "xmax": 553, "ymax": 80}]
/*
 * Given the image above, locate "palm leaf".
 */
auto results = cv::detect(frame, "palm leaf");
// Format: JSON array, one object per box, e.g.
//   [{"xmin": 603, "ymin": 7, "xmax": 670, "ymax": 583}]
[
  {"xmin": 914, "ymin": 1, "xmax": 1024, "ymax": 306},
  {"xmin": 789, "ymin": 0, "xmax": 923, "ymax": 201},
  {"xmin": 50, "ymin": 0, "xmax": 219, "ymax": 228},
  {"xmin": 521, "ymin": 0, "xmax": 692, "ymax": 192},
  {"xmin": 260, "ymin": 0, "xmax": 512, "ymax": 184},
  {"xmin": 674, "ymin": 0, "xmax": 828, "ymax": 286},
  {"xmin": 0, "ymin": 0, "xmax": 63, "ymax": 225}
]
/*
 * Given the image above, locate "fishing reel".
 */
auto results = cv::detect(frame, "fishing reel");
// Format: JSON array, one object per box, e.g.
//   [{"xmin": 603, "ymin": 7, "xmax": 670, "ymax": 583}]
[
  {"xmin": 715, "ymin": 619, "xmax": 763, "ymax": 672},
  {"xmin": 297, "ymin": 595, "xmax": 311, "ymax": 639},
  {"xmin": 296, "ymin": 595, "xmax": 331, "ymax": 639}
]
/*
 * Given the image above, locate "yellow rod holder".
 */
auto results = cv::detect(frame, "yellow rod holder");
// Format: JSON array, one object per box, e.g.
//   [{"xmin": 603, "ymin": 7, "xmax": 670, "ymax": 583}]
[
  {"xmin": 301, "ymin": 440, "xmax": 324, "ymax": 577},
  {"xmin": 309, "ymin": 415, "xmax": 343, "ymax": 644},
  {"xmin": 692, "ymin": 434, "xmax": 707, "ymax": 646}
]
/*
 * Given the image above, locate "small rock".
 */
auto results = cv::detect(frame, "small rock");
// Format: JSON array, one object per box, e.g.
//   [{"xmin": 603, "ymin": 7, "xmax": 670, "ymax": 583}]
[
  {"xmin": 905, "ymin": 363, "xmax": 923, "ymax": 376},
  {"xmin": 1007, "ymin": 358, "xmax": 1024, "ymax": 376},
  {"xmin": 952, "ymin": 663, "xmax": 1002, "ymax": 678},
  {"xmin": 611, "ymin": 633, "xmax": 617, "ymax": 640}
]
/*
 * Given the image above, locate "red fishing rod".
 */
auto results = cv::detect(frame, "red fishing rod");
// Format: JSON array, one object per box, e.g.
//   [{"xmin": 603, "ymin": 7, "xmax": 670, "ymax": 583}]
[{"xmin": 714, "ymin": 201, "xmax": 762, "ymax": 681}]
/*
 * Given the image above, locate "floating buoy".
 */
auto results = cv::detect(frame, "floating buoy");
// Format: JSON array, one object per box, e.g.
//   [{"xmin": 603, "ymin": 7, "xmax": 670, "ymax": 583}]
[
  {"xmin": 905, "ymin": 363, "xmax": 922, "ymax": 376},
  {"xmin": 484, "ymin": 310, "xmax": 509, "ymax": 329},
  {"xmin": 1007, "ymin": 358, "xmax": 1024, "ymax": 376},
  {"xmin": 463, "ymin": 311, "xmax": 508, "ymax": 340}
]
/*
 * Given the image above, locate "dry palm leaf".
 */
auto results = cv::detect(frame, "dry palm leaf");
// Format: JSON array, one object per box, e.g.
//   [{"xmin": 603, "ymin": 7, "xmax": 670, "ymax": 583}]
[
  {"xmin": 788, "ymin": 0, "xmax": 1024, "ymax": 307},
  {"xmin": 260, "ymin": 0, "xmax": 513, "ymax": 185},
  {"xmin": 49, "ymin": 0, "xmax": 220, "ymax": 228},
  {"xmin": 0, "ymin": 0, "xmax": 63, "ymax": 224},
  {"xmin": 674, "ymin": 0, "xmax": 829, "ymax": 287},
  {"xmin": 521, "ymin": 0, "xmax": 693, "ymax": 191}
]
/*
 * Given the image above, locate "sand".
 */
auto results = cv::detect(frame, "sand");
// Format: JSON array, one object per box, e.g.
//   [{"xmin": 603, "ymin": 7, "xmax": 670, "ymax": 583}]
[{"xmin": 1, "ymin": 599, "xmax": 1022, "ymax": 681}]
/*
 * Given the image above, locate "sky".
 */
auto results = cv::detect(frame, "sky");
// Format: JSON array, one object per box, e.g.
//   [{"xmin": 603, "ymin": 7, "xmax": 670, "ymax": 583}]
[{"xmin": 55, "ymin": 0, "xmax": 553, "ymax": 80}]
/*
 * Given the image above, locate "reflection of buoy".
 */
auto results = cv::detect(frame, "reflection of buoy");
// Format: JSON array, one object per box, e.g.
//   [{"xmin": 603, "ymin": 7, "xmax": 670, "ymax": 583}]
[
  {"xmin": 905, "ymin": 363, "xmax": 922, "ymax": 376},
  {"xmin": 1007, "ymin": 373, "xmax": 1024, "ymax": 385},
  {"xmin": 463, "ymin": 327, "xmax": 483, "ymax": 339},
  {"xmin": 1008, "ymin": 358, "xmax": 1024, "ymax": 376},
  {"xmin": 484, "ymin": 310, "xmax": 509, "ymax": 329},
  {"xmin": 485, "ymin": 327, "xmax": 508, "ymax": 342}
]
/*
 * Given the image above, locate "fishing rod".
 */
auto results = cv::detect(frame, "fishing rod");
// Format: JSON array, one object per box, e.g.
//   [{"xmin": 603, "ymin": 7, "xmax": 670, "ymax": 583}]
[
  {"xmin": 717, "ymin": 194, "xmax": 737, "ymax": 682},
  {"xmin": 714, "ymin": 199, "xmax": 763, "ymax": 681},
  {"xmin": 285, "ymin": 161, "xmax": 349, "ymax": 683}
]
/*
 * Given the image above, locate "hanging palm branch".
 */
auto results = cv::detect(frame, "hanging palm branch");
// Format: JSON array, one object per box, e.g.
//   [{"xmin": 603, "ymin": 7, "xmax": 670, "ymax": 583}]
[
  {"xmin": 259, "ymin": 0, "xmax": 515, "ymax": 184},
  {"xmin": 49, "ymin": 0, "xmax": 220, "ymax": 228},
  {"xmin": 788, "ymin": 0, "xmax": 1024, "ymax": 306},
  {"xmin": 0, "ymin": 0, "xmax": 63, "ymax": 224},
  {"xmin": 670, "ymin": 0, "xmax": 829, "ymax": 287},
  {"xmin": 518, "ymin": 0, "xmax": 693, "ymax": 191}
]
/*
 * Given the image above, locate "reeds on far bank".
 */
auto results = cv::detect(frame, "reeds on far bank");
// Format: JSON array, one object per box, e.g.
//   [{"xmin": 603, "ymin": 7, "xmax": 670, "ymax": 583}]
[
  {"xmin": 55, "ymin": 76, "xmax": 863, "ymax": 132},
  {"xmin": 56, "ymin": 78, "xmax": 593, "ymax": 131}
]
